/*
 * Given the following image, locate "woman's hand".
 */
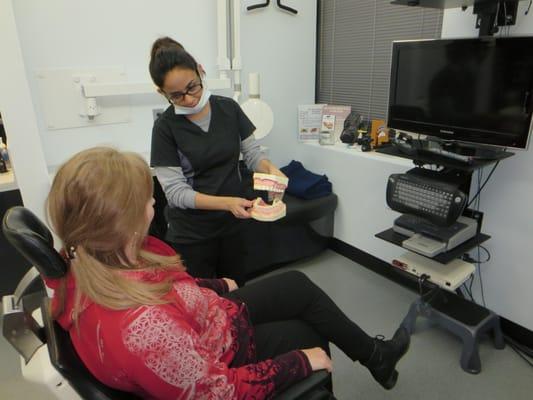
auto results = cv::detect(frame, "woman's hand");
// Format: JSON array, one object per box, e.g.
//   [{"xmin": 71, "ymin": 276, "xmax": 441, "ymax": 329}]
[
  {"xmin": 222, "ymin": 278, "xmax": 239, "ymax": 292},
  {"xmin": 301, "ymin": 347, "xmax": 333, "ymax": 372},
  {"xmin": 268, "ymin": 165, "xmax": 287, "ymax": 179},
  {"xmin": 224, "ymin": 197, "xmax": 253, "ymax": 219},
  {"xmin": 257, "ymin": 159, "xmax": 287, "ymax": 180},
  {"xmin": 266, "ymin": 165, "xmax": 287, "ymax": 201}
]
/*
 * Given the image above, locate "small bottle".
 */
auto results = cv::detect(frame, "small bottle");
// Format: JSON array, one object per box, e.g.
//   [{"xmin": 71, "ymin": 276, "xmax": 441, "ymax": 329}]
[
  {"xmin": 0, "ymin": 156, "xmax": 7, "ymax": 174},
  {"xmin": 0, "ymin": 137, "xmax": 10, "ymax": 170},
  {"xmin": 319, "ymin": 114, "xmax": 336, "ymax": 145}
]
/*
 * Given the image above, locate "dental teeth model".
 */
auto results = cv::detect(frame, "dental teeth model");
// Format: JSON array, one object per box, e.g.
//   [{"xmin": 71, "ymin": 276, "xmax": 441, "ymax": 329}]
[
  {"xmin": 250, "ymin": 198, "xmax": 287, "ymax": 222},
  {"xmin": 251, "ymin": 173, "xmax": 289, "ymax": 222},
  {"xmin": 253, "ymin": 173, "xmax": 288, "ymax": 193}
]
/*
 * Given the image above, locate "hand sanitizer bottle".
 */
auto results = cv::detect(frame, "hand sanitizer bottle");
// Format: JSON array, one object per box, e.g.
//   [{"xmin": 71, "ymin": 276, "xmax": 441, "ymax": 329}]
[{"xmin": 0, "ymin": 137, "xmax": 10, "ymax": 170}]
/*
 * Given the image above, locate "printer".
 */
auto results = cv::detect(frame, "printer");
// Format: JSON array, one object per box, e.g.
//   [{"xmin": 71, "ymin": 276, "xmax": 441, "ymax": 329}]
[{"xmin": 393, "ymin": 214, "xmax": 478, "ymax": 257}]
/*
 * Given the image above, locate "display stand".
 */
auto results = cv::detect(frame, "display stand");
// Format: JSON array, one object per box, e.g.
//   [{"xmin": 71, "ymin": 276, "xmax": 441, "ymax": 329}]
[{"xmin": 375, "ymin": 145, "xmax": 509, "ymax": 373}]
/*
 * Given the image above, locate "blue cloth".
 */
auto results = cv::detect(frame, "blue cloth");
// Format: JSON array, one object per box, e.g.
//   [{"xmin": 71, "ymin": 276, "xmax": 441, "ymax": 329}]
[{"xmin": 280, "ymin": 160, "xmax": 332, "ymax": 200}]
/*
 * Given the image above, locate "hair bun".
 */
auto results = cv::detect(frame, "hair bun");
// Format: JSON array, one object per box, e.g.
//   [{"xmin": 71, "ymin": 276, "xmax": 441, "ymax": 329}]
[{"xmin": 150, "ymin": 37, "xmax": 185, "ymax": 60}]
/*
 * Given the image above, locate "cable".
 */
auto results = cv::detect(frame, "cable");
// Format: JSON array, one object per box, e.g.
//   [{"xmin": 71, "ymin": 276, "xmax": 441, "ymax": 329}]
[
  {"xmin": 505, "ymin": 335, "xmax": 533, "ymax": 358},
  {"xmin": 503, "ymin": 1, "xmax": 508, "ymax": 30},
  {"xmin": 506, "ymin": 340, "xmax": 533, "ymax": 368},
  {"xmin": 473, "ymin": 172, "xmax": 487, "ymax": 307},
  {"xmin": 465, "ymin": 245, "xmax": 491, "ymax": 264},
  {"xmin": 418, "ymin": 274, "xmax": 427, "ymax": 296},
  {"xmin": 479, "ymin": 245, "xmax": 491, "ymax": 263},
  {"xmin": 461, "ymin": 275, "xmax": 474, "ymax": 300},
  {"xmin": 493, "ymin": 2, "xmax": 500, "ymax": 33},
  {"xmin": 526, "ymin": 0, "xmax": 532, "ymax": 15},
  {"xmin": 468, "ymin": 161, "xmax": 500, "ymax": 207},
  {"xmin": 469, "ymin": 272, "xmax": 475, "ymax": 301},
  {"xmin": 418, "ymin": 274, "xmax": 441, "ymax": 304}
]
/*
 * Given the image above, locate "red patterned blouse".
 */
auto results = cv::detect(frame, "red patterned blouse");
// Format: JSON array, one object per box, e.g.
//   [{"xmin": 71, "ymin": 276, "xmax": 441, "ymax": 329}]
[{"xmin": 44, "ymin": 236, "xmax": 311, "ymax": 399}]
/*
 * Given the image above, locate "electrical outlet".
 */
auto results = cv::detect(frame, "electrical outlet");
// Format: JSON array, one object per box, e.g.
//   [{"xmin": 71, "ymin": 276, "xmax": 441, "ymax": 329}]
[{"xmin": 152, "ymin": 108, "xmax": 165, "ymax": 121}]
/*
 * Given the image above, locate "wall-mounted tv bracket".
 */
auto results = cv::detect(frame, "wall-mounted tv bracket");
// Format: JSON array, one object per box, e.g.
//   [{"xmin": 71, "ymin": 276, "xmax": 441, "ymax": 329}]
[
  {"xmin": 247, "ymin": 0, "xmax": 298, "ymax": 15},
  {"xmin": 390, "ymin": 0, "xmax": 521, "ymax": 37},
  {"xmin": 473, "ymin": 0, "xmax": 518, "ymax": 36}
]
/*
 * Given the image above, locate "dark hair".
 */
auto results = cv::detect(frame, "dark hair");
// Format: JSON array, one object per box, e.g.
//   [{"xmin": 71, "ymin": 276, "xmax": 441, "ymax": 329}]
[{"xmin": 149, "ymin": 37, "xmax": 198, "ymax": 88}]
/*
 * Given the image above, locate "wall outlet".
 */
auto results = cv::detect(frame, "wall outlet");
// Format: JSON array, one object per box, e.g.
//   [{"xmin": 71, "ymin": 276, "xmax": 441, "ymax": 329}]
[{"xmin": 152, "ymin": 108, "xmax": 165, "ymax": 121}]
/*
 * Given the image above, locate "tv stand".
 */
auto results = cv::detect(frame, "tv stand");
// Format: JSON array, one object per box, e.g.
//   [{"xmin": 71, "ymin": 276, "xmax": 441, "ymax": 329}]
[
  {"xmin": 376, "ymin": 141, "xmax": 514, "ymax": 172},
  {"xmin": 376, "ymin": 235, "xmax": 505, "ymax": 374},
  {"xmin": 374, "ymin": 149, "xmax": 511, "ymax": 373},
  {"xmin": 419, "ymin": 139, "xmax": 511, "ymax": 163}
]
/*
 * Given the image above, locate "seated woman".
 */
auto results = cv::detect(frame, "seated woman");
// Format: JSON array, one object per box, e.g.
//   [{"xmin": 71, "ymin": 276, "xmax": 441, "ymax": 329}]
[{"xmin": 45, "ymin": 147, "xmax": 410, "ymax": 399}]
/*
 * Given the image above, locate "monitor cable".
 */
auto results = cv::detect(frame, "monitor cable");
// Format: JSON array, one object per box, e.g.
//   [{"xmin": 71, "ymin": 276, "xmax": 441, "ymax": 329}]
[
  {"xmin": 467, "ymin": 160, "xmax": 500, "ymax": 207},
  {"xmin": 505, "ymin": 335, "xmax": 533, "ymax": 369},
  {"xmin": 465, "ymin": 179, "xmax": 531, "ymax": 370},
  {"xmin": 474, "ymin": 171, "xmax": 487, "ymax": 307},
  {"xmin": 418, "ymin": 274, "xmax": 441, "ymax": 305}
]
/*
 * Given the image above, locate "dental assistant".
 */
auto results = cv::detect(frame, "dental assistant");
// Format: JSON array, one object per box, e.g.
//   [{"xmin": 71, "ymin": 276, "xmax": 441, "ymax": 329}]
[{"xmin": 149, "ymin": 37, "xmax": 285, "ymax": 286}]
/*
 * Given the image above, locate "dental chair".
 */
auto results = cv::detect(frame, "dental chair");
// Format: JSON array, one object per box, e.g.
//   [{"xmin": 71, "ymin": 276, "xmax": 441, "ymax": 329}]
[{"xmin": 2, "ymin": 206, "xmax": 335, "ymax": 400}]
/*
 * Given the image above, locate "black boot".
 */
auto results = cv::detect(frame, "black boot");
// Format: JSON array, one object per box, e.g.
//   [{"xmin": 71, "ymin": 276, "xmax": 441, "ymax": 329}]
[{"xmin": 361, "ymin": 326, "xmax": 410, "ymax": 390}]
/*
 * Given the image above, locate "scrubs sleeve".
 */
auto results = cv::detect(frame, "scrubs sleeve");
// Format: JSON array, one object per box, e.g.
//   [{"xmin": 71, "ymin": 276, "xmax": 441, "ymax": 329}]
[{"xmin": 150, "ymin": 120, "xmax": 181, "ymax": 168}]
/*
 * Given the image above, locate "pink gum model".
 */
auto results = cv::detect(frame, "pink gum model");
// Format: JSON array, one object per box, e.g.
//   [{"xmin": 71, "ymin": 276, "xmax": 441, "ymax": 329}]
[
  {"xmin": 253, "ymin": 173, "xmax": 289, "ymax": 193},
  {"xmin": 250, "ymin": 198, "xmax": 287, "ymax": 222}
]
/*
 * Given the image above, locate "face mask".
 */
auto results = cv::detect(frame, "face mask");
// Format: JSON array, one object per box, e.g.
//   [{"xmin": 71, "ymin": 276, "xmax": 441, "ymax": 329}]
[{"xmin": 173, "ymin": 85, "xmax": 211, "ymax": 115}]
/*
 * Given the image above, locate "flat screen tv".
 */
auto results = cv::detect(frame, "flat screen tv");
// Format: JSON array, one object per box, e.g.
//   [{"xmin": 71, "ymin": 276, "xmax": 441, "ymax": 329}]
[{"xmin": 388, "ymin": 37, "xmax": 533, "ymax": 149}]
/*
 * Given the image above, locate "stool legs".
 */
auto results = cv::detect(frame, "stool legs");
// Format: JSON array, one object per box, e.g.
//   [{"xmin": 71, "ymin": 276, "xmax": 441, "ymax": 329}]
[
  {"xmin": 402, "ymin": 296, "xmax": 505, "ymax": 374},
  {"xmin": 402, "ymin": 299, "xmax": 421, "ymax": 335},
  {"xmin": 459, "ymin": 333, "xmax": 481, "ymax": 374}
]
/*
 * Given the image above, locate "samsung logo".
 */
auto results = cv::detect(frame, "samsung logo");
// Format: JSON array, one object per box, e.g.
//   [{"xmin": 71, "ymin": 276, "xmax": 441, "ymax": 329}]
[{"xmin": 440, "ymin": 129, "xmax": 455, "ymax": 135}]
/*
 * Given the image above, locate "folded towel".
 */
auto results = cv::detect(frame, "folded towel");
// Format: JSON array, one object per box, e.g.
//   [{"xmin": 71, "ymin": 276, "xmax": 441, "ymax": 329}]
[{"xmin": 280, "ymin": 160, "xmax": 332, "ymax": 200}]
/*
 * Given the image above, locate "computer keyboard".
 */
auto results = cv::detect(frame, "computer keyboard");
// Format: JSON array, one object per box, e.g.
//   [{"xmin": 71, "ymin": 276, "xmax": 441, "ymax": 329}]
[{"xmin": 386, "ymin": 173, "xmax": 467, "ymax": 226}]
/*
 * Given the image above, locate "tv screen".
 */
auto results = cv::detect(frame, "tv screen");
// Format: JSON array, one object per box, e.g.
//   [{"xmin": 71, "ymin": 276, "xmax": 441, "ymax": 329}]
[{"xmin": 388, "ymin": 37, "xmax": 533, "ymax": 149}]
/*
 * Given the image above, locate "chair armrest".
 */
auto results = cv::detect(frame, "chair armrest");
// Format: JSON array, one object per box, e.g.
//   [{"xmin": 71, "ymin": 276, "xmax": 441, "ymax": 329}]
[
  {"xmin": 275, "ymin": 370, "xmax": 333, "ymax": 400},
  {"xmin": 13, "ymin": 266, "xmax": 41, "ymax": 304}
]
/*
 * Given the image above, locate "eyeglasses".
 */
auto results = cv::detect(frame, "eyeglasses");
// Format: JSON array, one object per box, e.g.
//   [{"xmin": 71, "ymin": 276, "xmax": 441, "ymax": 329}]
[{"xmin": 166, "ymin": 81, "xmax": 203, "ymax": 104}]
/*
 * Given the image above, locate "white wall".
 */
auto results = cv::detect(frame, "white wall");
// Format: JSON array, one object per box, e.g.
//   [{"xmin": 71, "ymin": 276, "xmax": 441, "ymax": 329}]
[
  {"xmin": 10, "ymin": 0, "xmax": 316, "ymax": 170},
  {"xmin": 440, "ymin": 4, "xmax": 533, "ymax": 331},
  {"xmin": 4, "ymin": 0, "xmax": 317, "ymax": 207},
  {"xmin": 12, "ymin": 0, "xmax": 220, "ymax": 168},
  {"xmin": 240, "ymin": 0, "xmax": 317, "ymax": 165},
  {"xmin": 294, "ymin": 4, "xmax": 533, "ymax": 332},
  {"xmin": 0, "ymin": 0, "xmax": 50, "ymax": 220}
]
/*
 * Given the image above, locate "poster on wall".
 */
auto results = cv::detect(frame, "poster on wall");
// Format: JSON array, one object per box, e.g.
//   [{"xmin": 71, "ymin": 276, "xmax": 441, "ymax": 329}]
[
  {"xmin": 322, "ymin": 105, "xmax": 351, "ymax": 143},
  {"xmin": 298, "ymin": 104, "xmax": 326, "ymax": 142}
]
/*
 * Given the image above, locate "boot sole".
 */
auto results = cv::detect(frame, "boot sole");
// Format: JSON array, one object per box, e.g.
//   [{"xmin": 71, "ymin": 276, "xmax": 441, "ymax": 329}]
[
  {"xmin": 381, "ymin": 329, "xmax": 411, "ymax": 390},
  {"xmin": 381, "ymin": 369, "xmax": 399, "ymax": 390}
]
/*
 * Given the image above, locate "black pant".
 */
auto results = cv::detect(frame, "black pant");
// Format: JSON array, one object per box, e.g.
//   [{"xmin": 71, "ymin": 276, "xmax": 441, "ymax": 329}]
[
  {"xmin": 224, "ymin": 270, "xmax": 375, "ymax": 363},
  {"xmin": 171, "ymin": 227, "xmax": 246, "ymax": 287}
]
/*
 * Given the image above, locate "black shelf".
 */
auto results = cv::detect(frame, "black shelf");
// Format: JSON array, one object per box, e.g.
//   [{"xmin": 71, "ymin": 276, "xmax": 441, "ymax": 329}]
[
  {"xmin": 375, "ymin": 145, "xmax": 513, "ymax": 172},
  {"xmin": 391, "ymin": 0, "xmax": 476, "ymax": 8},
  {"xmin": 375, "ymin": 228, "xmax": 491, "ymax": 264},
  {"xmin": 390, "ymin": 0, "xmax": 520, "ymax": 9}
]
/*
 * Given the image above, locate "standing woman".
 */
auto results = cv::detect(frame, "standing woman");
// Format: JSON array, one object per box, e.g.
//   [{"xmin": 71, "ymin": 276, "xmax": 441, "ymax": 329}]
[{"xmin": 149, "ymin": 37, "xmax": 284, "ymax": 286}]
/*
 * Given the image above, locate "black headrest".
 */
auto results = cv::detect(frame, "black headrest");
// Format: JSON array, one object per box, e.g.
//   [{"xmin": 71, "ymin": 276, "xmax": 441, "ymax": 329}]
[{"xmin": 2, "ymin": 206, "xmax": 67, "ymax": 279}]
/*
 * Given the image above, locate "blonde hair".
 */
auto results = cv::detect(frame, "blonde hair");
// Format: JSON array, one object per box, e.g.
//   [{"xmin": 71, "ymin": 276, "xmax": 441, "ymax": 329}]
[{"xmin": 47, "ymin": 147, "xmax": 184, "ymax": 321}]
